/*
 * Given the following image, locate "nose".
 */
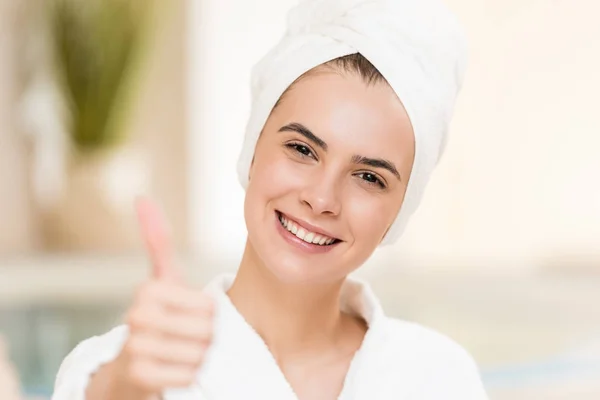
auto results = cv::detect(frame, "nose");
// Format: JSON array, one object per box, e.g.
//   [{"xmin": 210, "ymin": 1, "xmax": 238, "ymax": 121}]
[{"xmin": 299, "ymin": 172, "xmax": 342, "ymax": 216}]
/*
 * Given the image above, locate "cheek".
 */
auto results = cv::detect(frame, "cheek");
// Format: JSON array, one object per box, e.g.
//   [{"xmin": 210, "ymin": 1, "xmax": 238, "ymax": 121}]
[
  {"xmin": 245, "ymin": 154, "xmax": 307, "ymax": 227},
  {"xmin": 250, "ymin": 151, "xmax": 310, "ymax": 200},
  {"xmin": 345, "ymin": 190, "xmax": 402, "ymax": 246}
]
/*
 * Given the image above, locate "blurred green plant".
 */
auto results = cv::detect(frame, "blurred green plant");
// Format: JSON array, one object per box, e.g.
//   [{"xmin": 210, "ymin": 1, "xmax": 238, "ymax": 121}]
[{"xmin": 50, "ymin": 0, "xmax": 154, "ymax": 153}]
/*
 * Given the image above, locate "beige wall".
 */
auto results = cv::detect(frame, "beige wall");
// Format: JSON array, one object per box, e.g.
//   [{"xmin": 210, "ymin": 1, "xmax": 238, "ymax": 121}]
[
  {"xmin": 0, "ymin": 0, "xmax": 188, "ymax": 254},
  {"xmin": 3, "ymin": 0, "xmax": 598, "ymax": 268},
  {"xmin": 128, "ymin": 0, "xmax": 188, "ymax": 250},
  {"xmin": 0, "ymin": 0, "xmax": 39, "ymax": 254},
  {"xmin": 426, "ymin": 0, "xmax": 600, "ymax": 268}
]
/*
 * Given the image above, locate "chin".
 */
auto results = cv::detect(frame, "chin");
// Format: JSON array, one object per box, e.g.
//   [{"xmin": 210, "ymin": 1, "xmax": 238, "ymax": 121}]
[
  {"xmin": 265, "ymin": 257, "xmax": 322, "ymax": 284},
  {"xmin": 248, "ymin": 224, "xmax": 345, "ymax": 286}
]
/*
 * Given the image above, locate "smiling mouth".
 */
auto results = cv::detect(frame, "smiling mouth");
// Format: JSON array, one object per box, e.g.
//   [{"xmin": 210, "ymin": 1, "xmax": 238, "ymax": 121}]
[{"xmin": 276, "ymin": 211, "xmax": 341, "ymax": 246}]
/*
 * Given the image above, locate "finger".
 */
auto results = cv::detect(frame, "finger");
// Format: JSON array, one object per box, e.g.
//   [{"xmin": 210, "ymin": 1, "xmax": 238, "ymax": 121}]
[
  {"xmin": 128, "ymin": 359, "xmax": 197, "ymax": 390},
  {"xmin": 126, "ymin": 333, "xmax": 207, "ymax": 366},
  {"xmin": 127, "ymin": 307, "xmax": 213, "ymax": 342},
  {"xmin": 136, "ymin": 282, "xmax": 215, "ymax": 315},
  {"xmin": 135, "ymin": 197, "xmax": 180, "ymax": 282}
]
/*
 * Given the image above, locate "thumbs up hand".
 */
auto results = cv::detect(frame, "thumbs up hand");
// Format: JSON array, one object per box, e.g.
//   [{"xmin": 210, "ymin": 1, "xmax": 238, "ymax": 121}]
[{"xmin": 102, "ymin": 198, "xmax": 215, "ymax": 400}]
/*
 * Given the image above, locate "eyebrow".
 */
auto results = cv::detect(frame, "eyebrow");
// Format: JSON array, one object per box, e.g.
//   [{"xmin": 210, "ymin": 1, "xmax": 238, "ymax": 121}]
[
  {"xmin": 351, "ymin": 155, "xmax": 402, "ymax": 181},
  {"xmin": 279, "ymin": 123, "xmax": 328, "ymax": 151},
  {"xmin": 279, "ymin": 122, "xmax": 402, "ymax": 182}
]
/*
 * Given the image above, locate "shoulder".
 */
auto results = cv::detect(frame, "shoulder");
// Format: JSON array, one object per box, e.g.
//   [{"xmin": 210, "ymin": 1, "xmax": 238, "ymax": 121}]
[
  {"xmin": 62, "ymin": 324, "xmax": 129, "ymax": 366},
  {"xmin": 382, "ymin": 317, "xmax": 476, "ymax": 364},
  {"xmin": 52, "ymin": 325, "xmax": 129, "ymax": 399},
  {"xmin": 374, "ymin": 317, "xmax": 488, "ymax": 399}
]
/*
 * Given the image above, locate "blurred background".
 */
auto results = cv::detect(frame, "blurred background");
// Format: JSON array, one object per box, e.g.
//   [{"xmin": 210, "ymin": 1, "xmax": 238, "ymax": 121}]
[{"xmin": 1, "ymin": 0, "xmax": 599, "ymax": 398}]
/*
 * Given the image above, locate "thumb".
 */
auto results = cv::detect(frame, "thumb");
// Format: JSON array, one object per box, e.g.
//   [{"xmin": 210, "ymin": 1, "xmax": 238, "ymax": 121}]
[{"xmin": 135, "ymin": 197, "xmax": 181, "ymax": 282}]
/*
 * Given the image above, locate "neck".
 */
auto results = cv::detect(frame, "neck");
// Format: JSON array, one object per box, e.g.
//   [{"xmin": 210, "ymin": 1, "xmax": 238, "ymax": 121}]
[{"xmin": 227, "ymin": 240, "xmax": 351, "ymax": 360}]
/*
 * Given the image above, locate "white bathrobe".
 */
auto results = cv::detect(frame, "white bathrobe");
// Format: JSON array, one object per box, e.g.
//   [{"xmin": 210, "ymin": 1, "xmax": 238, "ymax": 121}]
[{"xmin": 51, "ymin": 274, "xmax": 488, "ymax": 399}]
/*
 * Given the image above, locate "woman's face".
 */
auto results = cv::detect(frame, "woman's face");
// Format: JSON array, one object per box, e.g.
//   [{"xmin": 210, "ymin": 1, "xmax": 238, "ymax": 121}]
[{"xmin": 244, "ymin": 70, "xmax": 415, "ymax": 284}]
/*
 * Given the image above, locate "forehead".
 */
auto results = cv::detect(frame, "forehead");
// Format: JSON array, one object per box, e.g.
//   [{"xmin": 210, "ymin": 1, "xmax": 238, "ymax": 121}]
[{"xmin": 270, "ymin": 71, "xmax": 414, "ymax": 163}]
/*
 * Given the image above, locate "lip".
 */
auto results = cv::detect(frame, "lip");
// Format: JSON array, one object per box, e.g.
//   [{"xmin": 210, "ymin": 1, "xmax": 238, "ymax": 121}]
[
  {"xmin": 276, "ymin": 211, "xmax": 340, "ymax": 241},
  {"xmin": 274, "ymin": 213, "xmax": 340, "ymax": 254}
]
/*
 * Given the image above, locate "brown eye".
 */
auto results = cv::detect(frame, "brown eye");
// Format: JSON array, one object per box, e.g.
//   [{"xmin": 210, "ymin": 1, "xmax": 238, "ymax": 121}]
[
  {"xmin": 356, "ymin": 172, "xmax": 386, "ymax": 189},
  {"xmin": 286, "ymin": 142, "xmax": 315, "ymax": 159}
]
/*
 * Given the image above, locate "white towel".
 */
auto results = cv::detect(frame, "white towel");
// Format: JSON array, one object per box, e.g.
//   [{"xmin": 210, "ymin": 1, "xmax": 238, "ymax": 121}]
[{"xmin": 237, "ymin": 0, "xmax": 468, "ymax": 245}]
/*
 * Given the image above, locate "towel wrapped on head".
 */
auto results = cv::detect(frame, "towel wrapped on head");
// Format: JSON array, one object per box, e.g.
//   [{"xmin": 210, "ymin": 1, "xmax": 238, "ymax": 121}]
[{"xmin": 237, "ymin": 0, "xmax": 468, "ymax": 245}]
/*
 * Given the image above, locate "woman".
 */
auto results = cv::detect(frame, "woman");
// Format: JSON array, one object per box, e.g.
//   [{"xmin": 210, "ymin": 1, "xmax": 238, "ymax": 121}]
[{"xmin": 53, "ymin": 0, "xmax": 487, "ymax": 399}]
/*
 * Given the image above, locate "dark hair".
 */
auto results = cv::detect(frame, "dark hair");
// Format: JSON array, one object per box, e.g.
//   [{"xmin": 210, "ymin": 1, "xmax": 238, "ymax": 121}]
[
  {"xmin": 273, "ymin": 53, "xmax": 387, "ymax": 110},
  {"xmin": 325, "ymin": 52, "xmax": 386, "ymax": 85}
]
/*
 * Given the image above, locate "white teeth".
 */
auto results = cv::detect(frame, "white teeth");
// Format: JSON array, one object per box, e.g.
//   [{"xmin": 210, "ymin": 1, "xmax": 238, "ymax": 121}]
[
  {"xmin": 296, "ymin": 228, "xmax": 307, "ymax": 240},
  {"xmin": 278, "ymin": 213, "xmax": 336, "ymax": 246}
]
